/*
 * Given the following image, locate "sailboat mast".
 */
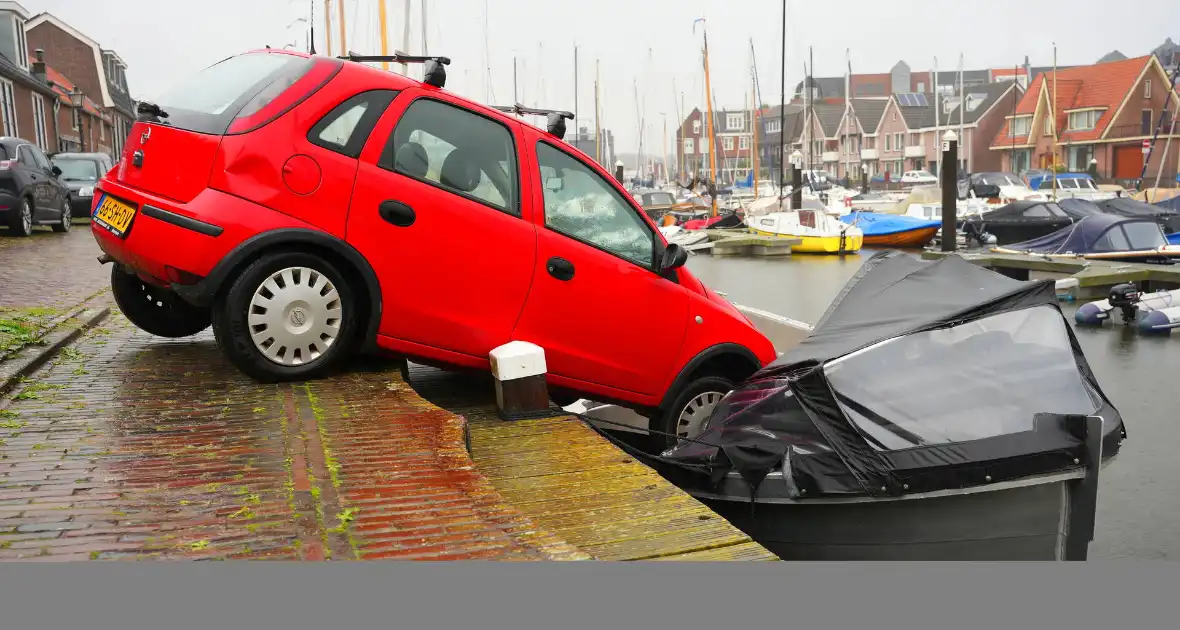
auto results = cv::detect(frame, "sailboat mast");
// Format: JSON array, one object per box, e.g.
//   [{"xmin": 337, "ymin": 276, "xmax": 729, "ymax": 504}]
[
  {"xmin": 1052, "ymin": 43, "xmax": 1058, "ymax": 199},
  {"xmin": 778, "ymin": 0, "xmax": 786, "ymax": 194},
  {"xmin": 700, "ymin": 20, "xmax": 719, "ymax": 216},
  {"xmin": 934, "ymin": 57, "xmax": 940, "ymax": 176},
  {"xmin": 378, "ymin": 0, "xmax": 390, "ymax": 71},
  {"xmin": 844, "ymin": 48, "xmax": 850, "ymax": 184},
  {"xmin": 958, "ymin": 53, "xmax": 965, "ymax": 173},
  {"xmin": 751, "ymin": 47, "xmax": 759, "ymax": 194},
  {"xmin": 573, "ymin": 46, "xmax": 578, "ymax": 142},
  {"xmin": 323, "ymin": 0, "xmax": 333, "ymax": 56},
  {"xmin": 336, "ymin": 0, "xmax": 347, "ymax": 55},
  {"xmin": 595, "ymin": 59, "xmax": 601, "ymax": 164},
  {"xmin": 401, "ymin": 0, "xmax": 412, "ymax": 74},
  {"xmin": 809, "ymin": 46, "xmax": 814, "ymax": 176}
]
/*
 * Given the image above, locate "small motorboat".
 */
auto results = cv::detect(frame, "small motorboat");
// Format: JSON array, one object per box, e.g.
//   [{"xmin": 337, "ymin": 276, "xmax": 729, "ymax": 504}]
[
  {"xmin": 993, "ymin": 213, "xmax": 1180, "ymax": 262},
  {"xmin": 681, "ymin": 213, "xmax": 745, "ymax": 231},
  {"xmin": 1075, "ymin": 283, "xmax": 1180, "ymax": 334},
  {"xmin": 658, "ymin": 224, "xmax": 710, "ymax": 248},
  {"xmin": 962, "ymin": 200, "xmax": 1076, "ymax": 246},
  {"xmin": 1096, "ymin": 197, "xmax": 1180, "ymax": 235},
  {"xmin": 745, "ymin": 197, "xmax": 863, "ymax": 254},
  {"xmin": 653, "ymin": 251, "xmax": 1126, "ymax": 560},
  {"xmin": 839, "ymin": 211, "xmax": 940, "ymax": 248}
]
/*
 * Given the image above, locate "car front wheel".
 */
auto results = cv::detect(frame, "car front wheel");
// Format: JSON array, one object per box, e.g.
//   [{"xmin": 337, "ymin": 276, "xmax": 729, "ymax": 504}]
[
  {"xmin": 650, "ymin": 375, "xmax": 734, "ymax": 453},
  {"xmin": 111, "ymin": 265, "xmax": 212, "ymax": 337},
  {"xmin": 212, "ymin": 251, "xmax": 357, "ymax": 382}
]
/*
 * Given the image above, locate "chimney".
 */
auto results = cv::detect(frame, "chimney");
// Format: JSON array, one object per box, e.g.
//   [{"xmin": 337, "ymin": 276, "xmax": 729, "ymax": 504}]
[{"xmin": 31, "ymin": 49, "xmax": 46, "ymax": 85}]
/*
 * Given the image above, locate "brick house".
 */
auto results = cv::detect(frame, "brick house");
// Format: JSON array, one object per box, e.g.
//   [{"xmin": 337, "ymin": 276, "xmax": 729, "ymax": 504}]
[
  {"xmin": 25, "ymin": 12, "xmax": 134, "ymax": 158},
  {"xmin": 926, "ymin": 82, "xmax": 1021, "ymax": 174},
  {"xmin": 833, "ymin": 98, "xmax": 889, "ymax": 179},
  {"xmin": 675, "ymin": 107, "xmax": 756, "ymax": 182},
  {"xmin": 42, "ymin": 60, "xmax": 109, "ymax": 154},
  {"xmin": 801, "ymin": 102, "xmax": 843, "ymax": 174},
  {"xmin": 0, "ymin": 2, "xmax": 59, "ymax": 152},
  {"xmin": 756, "ymin": 103, "xmax": 804, "ymax": 185},
  {"xmin": 989, "ymin": 55, "xmax": 1180, "ymax": 185}
]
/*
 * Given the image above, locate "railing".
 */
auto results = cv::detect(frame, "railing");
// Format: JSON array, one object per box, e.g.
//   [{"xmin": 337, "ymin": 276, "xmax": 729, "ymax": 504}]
[
  {"xmin": 860, "ymin": 148, "xmax": 879, "ymax": 160},
  {"xmin": 822, "ymin": 151, "xmax": 840, "ymax": 162},
  {"xmin": 1107, "ymin": 123, "xmax": 1151, "ymax": 138},
  {"xmin": 903, "ymin": 145, "xmax": 926, "ymax": 158}
]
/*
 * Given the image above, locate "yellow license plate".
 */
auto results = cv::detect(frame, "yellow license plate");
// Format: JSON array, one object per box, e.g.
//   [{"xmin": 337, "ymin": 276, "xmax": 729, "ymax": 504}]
[{"xmin": 94, "ymin": 194, "xmax": 138, "ymax": 237}]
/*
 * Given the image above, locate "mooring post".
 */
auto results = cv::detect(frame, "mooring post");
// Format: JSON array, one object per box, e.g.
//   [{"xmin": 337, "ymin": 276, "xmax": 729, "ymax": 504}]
[
  {"xmin": 790, "ymin": 150, "xmax": 803, "ymax": 210},
  {"xmin": 489, "ymin": 341, "xmax": 552, "ymax": 421},
  {"xmin": 941, "ymin": 130, "xmax": 959, "ymax": 252},
  {"xmin": 861, "ymin": 163, "xmax": 869, "ymax": 194}
]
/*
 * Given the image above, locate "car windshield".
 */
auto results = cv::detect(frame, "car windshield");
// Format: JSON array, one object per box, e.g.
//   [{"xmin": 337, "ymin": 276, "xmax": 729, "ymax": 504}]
[
  {"xmin": 979, "ymin": 173, "xmax": 1023, "ymax": 187},
  {"xmin": 51, "ymin": 158, "xmax": 99, "ymax": 182}
]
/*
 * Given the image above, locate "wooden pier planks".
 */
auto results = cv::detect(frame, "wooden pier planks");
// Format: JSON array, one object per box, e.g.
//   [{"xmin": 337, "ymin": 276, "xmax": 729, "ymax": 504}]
[{"xmin": 407, "ymin": 364, "xmax": 779, "ymax": 561}]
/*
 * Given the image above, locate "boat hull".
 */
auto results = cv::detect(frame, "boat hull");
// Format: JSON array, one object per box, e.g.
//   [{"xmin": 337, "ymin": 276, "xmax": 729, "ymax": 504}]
[
  {"xmin": 862, "ymin": 226, "xmax": 939, "ymax": 248},
  {"xmin": 750, "ymin": 228, "xmax": 864, "ymax": 254},
  {"xmin": 697, "ymin": 474, "xmax": 1082, "ymax": 561}
]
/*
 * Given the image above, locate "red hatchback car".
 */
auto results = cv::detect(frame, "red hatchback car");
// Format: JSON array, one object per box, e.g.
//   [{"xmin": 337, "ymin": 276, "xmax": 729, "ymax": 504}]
[{"xmin": 89, "ymin": 50, "xmax": 775, "ymax": 445}]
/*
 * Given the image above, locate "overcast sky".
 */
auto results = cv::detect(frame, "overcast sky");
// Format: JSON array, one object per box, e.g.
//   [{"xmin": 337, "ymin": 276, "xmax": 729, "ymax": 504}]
[{"xmin": 29, "ymin": 0, "xmax": 1180, "ymax": 155}]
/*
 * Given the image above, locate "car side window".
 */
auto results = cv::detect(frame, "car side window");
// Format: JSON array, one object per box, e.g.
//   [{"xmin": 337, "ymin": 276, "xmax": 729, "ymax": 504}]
[
  {"xmin": 17, "ymin": 146, "xmax": 36, "ymax": 168},
  {"xmin": 29, "ymin": 146, "xmax": 51, "ymax": 170},
  {"xmin": 378, "ymin": 98, "xmax": 518, "ymax": 215},
  {"xmin": 535, "ymin": 141, "xmax": 655, "ymax": 268},
  {"xmin": 308, "ymin": 89, "xmax": 398, "ymax": 158}
]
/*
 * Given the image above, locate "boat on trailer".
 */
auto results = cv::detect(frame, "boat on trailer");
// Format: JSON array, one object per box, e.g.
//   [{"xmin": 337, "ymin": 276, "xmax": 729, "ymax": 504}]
[{"xmin": 652, "ymin": 252, "xmax": 1125, "ymax": 560}]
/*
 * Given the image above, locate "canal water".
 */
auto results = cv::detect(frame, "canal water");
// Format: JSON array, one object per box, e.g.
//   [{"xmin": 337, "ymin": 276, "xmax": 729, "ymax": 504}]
[{"xmin": 687, "ymin": 249, "xmax": 1180, "ymax": 560}]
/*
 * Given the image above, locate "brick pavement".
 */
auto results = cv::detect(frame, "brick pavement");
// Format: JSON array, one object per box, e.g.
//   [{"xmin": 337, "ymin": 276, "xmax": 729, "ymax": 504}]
[{"xmin": 0, "ymin": 311, "xmax": 585, "ymax": 561}]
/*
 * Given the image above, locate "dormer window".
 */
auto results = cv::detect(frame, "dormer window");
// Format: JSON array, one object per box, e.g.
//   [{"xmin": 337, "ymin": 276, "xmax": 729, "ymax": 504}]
[{"xmin": 12, "ymin": 17, "xmax": 27, "ymax": 70}]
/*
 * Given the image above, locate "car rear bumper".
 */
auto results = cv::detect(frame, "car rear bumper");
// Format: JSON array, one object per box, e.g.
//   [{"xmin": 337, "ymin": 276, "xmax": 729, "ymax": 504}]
[{"xmin": 0, "ymin": 191, "xmax": 19, "ymax": 220}]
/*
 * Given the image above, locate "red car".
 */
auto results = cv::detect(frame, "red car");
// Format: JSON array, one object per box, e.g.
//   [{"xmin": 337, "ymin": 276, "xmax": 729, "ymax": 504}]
[{"xmin": 89, "ymin": 50, "xmax": 775, "ymax": 446}]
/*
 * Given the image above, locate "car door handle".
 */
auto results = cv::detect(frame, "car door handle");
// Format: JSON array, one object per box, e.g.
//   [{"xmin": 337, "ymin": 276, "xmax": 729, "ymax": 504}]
[
  {"xmin": 378, "ymin": 200, "xmax": 415, "ymax": 227},
  {"xmin": 546, "ymin": 257, "xmax": 575, "ymax": 281}
]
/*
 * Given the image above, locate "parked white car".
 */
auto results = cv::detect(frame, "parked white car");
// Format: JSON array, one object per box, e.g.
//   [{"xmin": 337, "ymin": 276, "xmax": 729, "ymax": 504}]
[
  {"xmin": 901, "ymin": 170, "xmax": 939, "ymax": 185},
  {"xmin": 1036, "ymin": 174, "xmax": 1118, "ymax": 202}
]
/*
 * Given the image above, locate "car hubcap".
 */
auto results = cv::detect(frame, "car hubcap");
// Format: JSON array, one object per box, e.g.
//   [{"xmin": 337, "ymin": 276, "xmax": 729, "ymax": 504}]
[
  {"xmin": 675, "ymin": 391, "xmax": 724, "ymax": 441},
  {"xmin": 247, "ymin": 266, "xmax": 342, "ymax": 366},
  {"xmin": 21, "ymin": 203, "xmax": 31, "ymax": 233},
  {"xmin": 62, "ymin": 204, "xmax": 71, "ymax": 230}
]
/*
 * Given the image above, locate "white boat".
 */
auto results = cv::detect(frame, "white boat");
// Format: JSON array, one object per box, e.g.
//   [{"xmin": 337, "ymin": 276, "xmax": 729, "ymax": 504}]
[
  {"xmin": 744, "ymin": 197, "xmax": 863, "ymax": 254},
  {"xmin": 658, "ymin": 224, "xmax": 710, "ymax": 247},
  {"xmin": 1076, "ymin": 286, "xmax": 1180, "ymax": 334}
]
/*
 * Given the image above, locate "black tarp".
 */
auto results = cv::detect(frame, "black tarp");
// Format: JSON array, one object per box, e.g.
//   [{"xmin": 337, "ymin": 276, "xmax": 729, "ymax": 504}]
[
  {"xmin": 1001, "ymin": 214, "xmax": 1167, "ymax": 255},
  {"xmin": 661, "ymin": 252, "xmax": 1126, "ymax": 499},
  {"xmin": 1154, "ymin": 196, "xmax": 1180, "ymax": 213},
  {"xmin": 1099, "ymin": 197, "xmax": 1180, "ymax": 234},
  {"xmin": 1057, "ymin": 197, "xmax": 1104, "ymax": 220}
]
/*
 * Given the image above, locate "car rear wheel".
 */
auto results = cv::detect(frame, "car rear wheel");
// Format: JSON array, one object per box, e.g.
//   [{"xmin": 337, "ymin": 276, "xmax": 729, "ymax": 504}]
[
  {"xmin": 111, "ymin": 265, "xmax": 212, "ymax": 337},
  {"xmin": 212, "ymin": 252, "xmax": 357, "ymax": 382},
  {"xmin": 51, "ymin": 199, "xmax": 71, "ymax": 233},
  {"xmin": 7, "ymin": 198, "xmax": 33, "ymax": 237},
  {"xmin": 650, "ymin": 375, "xmax": 734, "ymax": 453}
]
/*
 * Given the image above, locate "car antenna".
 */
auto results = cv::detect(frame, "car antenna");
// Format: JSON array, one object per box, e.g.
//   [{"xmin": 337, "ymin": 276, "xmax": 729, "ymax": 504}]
[
  {"xmin": 339, "ymin": 51, "xmax": 451, "ymax": 89},
  {"xmin": 490, "ymin": 103, "xmax": 574, "ymax": 140}
]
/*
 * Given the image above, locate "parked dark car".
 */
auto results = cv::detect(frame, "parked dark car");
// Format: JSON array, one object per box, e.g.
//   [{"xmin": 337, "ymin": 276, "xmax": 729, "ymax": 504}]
[
  {"xmin": 50, "ymin": 152, "xmax": 113, "ymax": 218},
  {"xmin": 0, "ymin": 137, "xmax": 72, "ymax": 237}
]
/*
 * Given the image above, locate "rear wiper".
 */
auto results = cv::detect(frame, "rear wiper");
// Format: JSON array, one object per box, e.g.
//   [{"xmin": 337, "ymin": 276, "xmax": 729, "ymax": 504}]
[{"xmin": 136, "ymin": 101, "xmax": 169, "ymax": 123}]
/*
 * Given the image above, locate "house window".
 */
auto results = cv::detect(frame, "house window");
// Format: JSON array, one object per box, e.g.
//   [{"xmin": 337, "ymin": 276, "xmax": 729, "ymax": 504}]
[
  {"xmin": 908, "ymin": 133, "xmax": 919, "ymax": 146},
  {"xmin": 699, "ymin": 137, "xmax": 708, "ymax": 155},
  {"xmin": 684, "ymin": 138, "xmax": 694, "ymax": 154},
  {"xmin": 1067, "ymin": 145, "xmax": 1094, "ymax": 172},
  {"xmin": 726, "ymin": 113, "xmax": 744, "ymax": 130},
  {"xmin": 723, "ymin": 136, "xmax": 734, "ymax": 151},
  {"xmin": 13, "ymin": 21, "xmax": 28, "ymax": 70},
  {"xmin": 885, "ymin": 134, "xmax": 892, "ymax": 151},
  {"xmin": 692, "ymin": 119, "xmax": 700, "ymax": 134},
  {"xmin": 1067, "ymin": 110, "xmax": 1100, "ymax": 131},
  {"xmin": 71, "ymin": 105, "xmax": 81, "ymax": 131},
  {"xmin": 1010, "ymin": 116, "xmax": 1031, "ymax": 137},
  {"xmin": 1145, "ymin": 80, "xmax": 1152, "ymax": 99},
  {"xmin": 864, "ymin": 137, "xmax": 875, "ymax": 150},
  {"xmin": 31, "ymin": 94, "xmax": 47, "ymax": 151},
  {"xmin": 895, "ymin": 133, "xmax": 904, "ymax": 151},
  {"xmin": 0, "ymin": 79, "xmax": 15, "ymax": 137},
  {"xmin": 917, "ymin": 82, "xmax": 926, "ymax": 93},
  {"xmin": 892, "ymin": 110, "xmax": 897, "ymax": 122},
  {"xmin": 1044, "ymin": 114, "xmax": 1054, "ymax": 136},
  {"xmin": 100, "ymin": 118, "xmax": 106, "ymax": 140},
  {"xmin": 765, "ymin": 119, "xmax": 781, "ymax": 134},
  {"xmin": 739, "ymin": 135, "xmax": 749, "ymax": 150}
]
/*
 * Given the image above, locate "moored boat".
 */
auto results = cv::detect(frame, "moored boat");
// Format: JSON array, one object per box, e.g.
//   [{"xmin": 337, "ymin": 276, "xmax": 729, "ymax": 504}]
[
  {"xmin": 993, "ymin": 213, "xmax": 1180, "ymax": 262},
  {"xmin": 839, "ymin": 211, "xmax": 940, "ymax": 248}
]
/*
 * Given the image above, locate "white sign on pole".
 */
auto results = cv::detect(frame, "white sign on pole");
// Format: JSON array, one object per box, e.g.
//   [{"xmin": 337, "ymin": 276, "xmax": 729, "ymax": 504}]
[{"xmin": 941, "ymin": 141, "xmax": 950, "ymax": 152}]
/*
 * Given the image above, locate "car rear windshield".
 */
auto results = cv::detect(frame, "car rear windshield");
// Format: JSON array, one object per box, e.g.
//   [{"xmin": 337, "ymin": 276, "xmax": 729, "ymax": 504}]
[
  {"xmin": 51, "ymin": 158, "xmax": 99, "ymax": 182},
  {"xmin": 150, "ymin": 52, "xmax": 316, "ymax": 135}
]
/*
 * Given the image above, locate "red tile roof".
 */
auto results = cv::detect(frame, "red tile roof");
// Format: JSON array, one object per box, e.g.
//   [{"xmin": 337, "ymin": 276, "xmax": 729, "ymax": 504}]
[
  {"xmin": 991, "ymin": 55, "xmax": 1155, "ymax": 148},
  {"xmin": 36, "ymin": 58, "xmax": 107, "ymax": 118}
]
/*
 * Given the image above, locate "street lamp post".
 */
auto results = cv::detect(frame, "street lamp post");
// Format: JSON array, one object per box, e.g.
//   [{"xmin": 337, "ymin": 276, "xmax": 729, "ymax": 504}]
[{"xmin": 70, "ymin": 88, "xmax": 86, "ymax": 153}]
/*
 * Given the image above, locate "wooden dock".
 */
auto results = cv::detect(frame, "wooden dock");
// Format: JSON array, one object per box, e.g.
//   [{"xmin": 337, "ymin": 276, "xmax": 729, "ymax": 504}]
[
  {"xmin": 922, "ymin": 250, "xmax": 1180, "ymax": 298},
  {"xmin": 702, "ymin": 228, "xmax": 800, "ymax": 257},
  {"xmin": 406, "ymin": 364, "xmax": 779, "ymax": 561}
]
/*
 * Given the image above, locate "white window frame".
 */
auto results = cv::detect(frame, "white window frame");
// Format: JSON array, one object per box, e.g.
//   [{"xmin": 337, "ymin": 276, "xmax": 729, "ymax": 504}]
[
  {"xmin": 1145, "ymin": 80, "xmax": 1152, "ymax": 99},
  {"xmin": 723, "ymin": 136, "xmax": 734, "ymax": 151},
  {"xmin": 895, "ymin": 133, "xmax": 903, "ymax": 151},
  {"xmin": 1010, "ymin": 116, "xmax": 1031, "ymax": 137},
  {"xmin": 684, "ymin": 138, "xmax": 694, "ymax": 154},
  {"xmin": 1067, "ymin": 110, "xmax": 1099, "ymax": 131},
  {"xmin": 1044, "ymin": 114, "xmax": 1054, "ymax": 136},
  {"xmin": 699, "ymin": 137, "xmax": 709, "ymax": 155},
  {"xmin": 100, "ymin": 116, "xmax": 106, "ymax": 141},
  {"xmin": 13, "ymin": 21, "xmax": 28, "ymax": 71},
  {"xmin": 765, "ymin": 119, "xmax": 781, "ymax": 134},
  {"xmin": 0, "ymin": 79, "xmax": 16, "ymax": 137},
  {"xmin": 885, "ymin": 134, "xmax": 892, "ymax": 151},
  {"xmin": 738, "ymin": 135, "xmax": 749, "ymax": 150},
  {"xmin": 726, "ymin": 113, "xmax": 744, "ymax": 130},
  {"xmin": 31, "ymin": 93, "xmax": 47, "ymax": 151},
  {"xmin": 692, "ymin": 119, "xmax": 701, "ymax": 134}
]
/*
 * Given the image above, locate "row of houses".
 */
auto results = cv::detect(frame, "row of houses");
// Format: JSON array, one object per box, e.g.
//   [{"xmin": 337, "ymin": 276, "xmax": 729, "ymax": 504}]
[
  {"xmin": 676, "ymin": 50, "xmax": 1180, "ymax": 186},
  {"xmin": 0, "ymin": 2, "xmax": 134, "ymax": 158}
]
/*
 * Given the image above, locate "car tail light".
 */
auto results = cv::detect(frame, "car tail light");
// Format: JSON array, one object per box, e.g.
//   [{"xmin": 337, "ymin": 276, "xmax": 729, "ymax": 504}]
[
  {"xmin": 226, "ymin": 58, "xmax": 342, "ymax": 135},
  {"xmin": 0, "ymin": 160, "xmax": 15, "ymax": 170}
]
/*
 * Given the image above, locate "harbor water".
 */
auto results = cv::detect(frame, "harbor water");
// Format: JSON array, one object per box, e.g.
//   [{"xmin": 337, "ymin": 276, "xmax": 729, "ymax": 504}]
[{"xmin": 687, "ymin": 249, "xmax": 1180, "ymax": 560}]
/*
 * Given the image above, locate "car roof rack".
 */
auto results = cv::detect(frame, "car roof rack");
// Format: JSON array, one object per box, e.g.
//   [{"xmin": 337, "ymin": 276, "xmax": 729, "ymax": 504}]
[
  {"xmin": 338, "ymin": 52, "xmax": 451, "ymax": 88},
  {"xmin": 490, "ymin": 103, "xmax": 574, "ymax": 140}
]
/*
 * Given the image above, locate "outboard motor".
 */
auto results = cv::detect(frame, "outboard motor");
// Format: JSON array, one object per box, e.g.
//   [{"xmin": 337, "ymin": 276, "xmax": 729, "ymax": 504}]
[{"xmin": 1107, "ymin": 283, "xmax": 1142, "ymax": 325}]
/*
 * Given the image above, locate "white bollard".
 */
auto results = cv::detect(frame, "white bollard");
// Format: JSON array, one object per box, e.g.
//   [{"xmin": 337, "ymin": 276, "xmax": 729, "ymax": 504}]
[{"xmin": 488, "ymin": 341, "xmax": 552, "ymax": 420}]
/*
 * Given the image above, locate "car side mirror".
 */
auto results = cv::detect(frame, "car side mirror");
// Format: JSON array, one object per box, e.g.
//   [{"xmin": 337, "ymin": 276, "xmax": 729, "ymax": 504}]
[
  {"xmin": 51, "ymin": 165, "xmax": 62, "ymax": 177},
  {"xmin": 660, "ymin": 243, "xmax": 688, "ymax": 272}
]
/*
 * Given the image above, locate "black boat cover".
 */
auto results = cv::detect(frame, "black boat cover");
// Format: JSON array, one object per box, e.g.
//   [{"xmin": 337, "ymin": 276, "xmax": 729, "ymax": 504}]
[
  {"xmin": 661, "ymin": 252, "xmax": 1126, "ymax": 499},
  {"xmin": 1001, "ymin": 214, "xmax": 1167, "ymax": 255},
  {"xmin": 1153, "ymin": 196, "xmax": 1180, "ymax": 213},
  {"xmin": 966, "ymin": 200, "xmax": 1074, "ymax": 223},
  {"xmin": 1056, "ymin": 197, "xmax": 1104, "ymax": 219},
  {"xmin": 1098, "ymin": 197, "xmax": 1180, "ymax": 233}
]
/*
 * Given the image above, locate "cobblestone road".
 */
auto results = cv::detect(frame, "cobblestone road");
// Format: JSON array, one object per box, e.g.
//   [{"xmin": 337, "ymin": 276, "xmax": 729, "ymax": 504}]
[{"xmin": 1, "ymin": 229, "xmax": 583, "ymax": 560}]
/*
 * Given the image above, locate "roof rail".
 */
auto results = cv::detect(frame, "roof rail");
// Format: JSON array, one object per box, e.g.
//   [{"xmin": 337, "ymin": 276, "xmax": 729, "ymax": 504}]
[
  {"xmin": 338, "ymin": 52, "xmax": 451, "ymax": 88},
  {"xmin": 490, "ymin": 103, "xmax": 574, "ymax": 140}
]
